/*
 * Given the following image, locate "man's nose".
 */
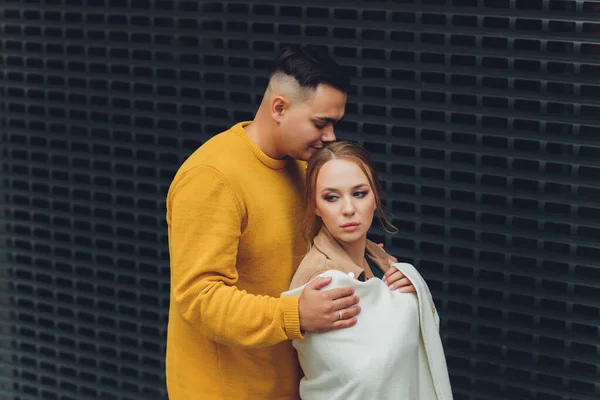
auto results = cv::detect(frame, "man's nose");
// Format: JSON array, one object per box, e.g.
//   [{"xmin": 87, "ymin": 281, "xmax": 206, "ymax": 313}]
[{"xmin": 321, "ymin": 127, "xmax": 336, "ymax": 143}]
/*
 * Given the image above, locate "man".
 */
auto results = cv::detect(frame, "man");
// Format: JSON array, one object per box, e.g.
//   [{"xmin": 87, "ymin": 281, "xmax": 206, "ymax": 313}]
[{"xmin": 165, "ymin": 45, "xmax": 360, "ymax": 399}]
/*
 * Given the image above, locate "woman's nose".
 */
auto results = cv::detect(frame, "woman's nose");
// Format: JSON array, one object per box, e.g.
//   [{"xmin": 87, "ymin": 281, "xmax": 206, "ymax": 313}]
[{"xmin": 341, "ymin": 198, "xmax": 355, "ymax": 215}]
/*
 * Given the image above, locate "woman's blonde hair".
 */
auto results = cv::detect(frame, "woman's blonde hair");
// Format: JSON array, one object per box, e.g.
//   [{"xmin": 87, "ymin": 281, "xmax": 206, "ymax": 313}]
[{"xmin": 303, "ymin": 141, "xmax": 396, "ymax": 243}]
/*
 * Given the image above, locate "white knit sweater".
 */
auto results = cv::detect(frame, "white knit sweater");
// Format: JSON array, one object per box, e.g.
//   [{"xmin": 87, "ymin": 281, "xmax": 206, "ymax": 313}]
[{"xmin": 282, "ymin": 264, "xmax": 453, "ymax": 400}]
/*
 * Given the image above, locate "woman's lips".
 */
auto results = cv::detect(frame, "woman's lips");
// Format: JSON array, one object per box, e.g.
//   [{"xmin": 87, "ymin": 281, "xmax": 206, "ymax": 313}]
[{"xmin": 341, "ymin": 222, "xmax": 359, "ymax": 232}]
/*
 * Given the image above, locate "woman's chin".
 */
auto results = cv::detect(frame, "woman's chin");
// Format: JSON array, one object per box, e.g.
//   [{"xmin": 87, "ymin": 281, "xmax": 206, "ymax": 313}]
[{"xmin": 332, "ymin": 230, "xmax": 367, "ymax": 244}]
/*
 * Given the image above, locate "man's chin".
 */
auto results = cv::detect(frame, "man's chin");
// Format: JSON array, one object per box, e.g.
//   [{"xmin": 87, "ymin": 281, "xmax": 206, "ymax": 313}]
[
  {"xmin": 305, "ymin": 146, "xmax": 323, "ymax": 159},
  {"xmin": 288, "ymin": 146, "xmax": 322, "ymax": 161},
  {"xmin": 290, "ymin": 150, "xmax": 313, "ymax": 162}
]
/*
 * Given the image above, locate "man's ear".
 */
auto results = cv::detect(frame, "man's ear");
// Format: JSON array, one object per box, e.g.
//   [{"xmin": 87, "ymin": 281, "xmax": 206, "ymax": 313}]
[{"xmin": 271, "ymin": 96, "xmax": 287, "ymax": 122}]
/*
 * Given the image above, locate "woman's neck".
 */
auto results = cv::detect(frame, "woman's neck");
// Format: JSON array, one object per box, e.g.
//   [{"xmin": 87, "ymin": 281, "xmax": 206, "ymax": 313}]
[{"xmin": 337, "ymin": 236, "xmax": 368, "ymax": 268}]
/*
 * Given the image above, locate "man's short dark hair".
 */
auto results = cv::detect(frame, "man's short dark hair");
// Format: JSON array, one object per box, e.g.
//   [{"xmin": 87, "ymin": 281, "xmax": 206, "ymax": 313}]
[{"xmin": 271, "ymin": 45, "xmax": 351, "ymax": 93}]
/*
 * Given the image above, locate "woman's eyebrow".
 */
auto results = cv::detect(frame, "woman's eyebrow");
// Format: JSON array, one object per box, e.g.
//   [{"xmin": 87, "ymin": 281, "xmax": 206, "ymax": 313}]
[
  {"xmin": 321, "ymin": 184, "xmax": 368, "ymax": 193},
  {"xmin": 352, "ymin": 184, "xmax": 369, "ymax": 189}
]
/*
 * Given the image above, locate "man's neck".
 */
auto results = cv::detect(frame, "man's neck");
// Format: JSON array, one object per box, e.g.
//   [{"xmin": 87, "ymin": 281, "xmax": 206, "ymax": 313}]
[{"xmin": 243, "ymin": 117, "xmax": 284, "ymax": 160}]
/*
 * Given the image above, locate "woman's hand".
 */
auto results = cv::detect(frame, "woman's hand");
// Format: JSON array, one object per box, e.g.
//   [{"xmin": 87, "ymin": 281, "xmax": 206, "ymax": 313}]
[
  {"xmin": 376, "ymin": 243, "xmax": 415, "ymax": 292},
  {"xmin": 383, "ymin": 265, "xmax": 415, "ymax": 293},
  {"xmin": 376, "ymin": 243, "xmax": 414, "ymax": 292}
]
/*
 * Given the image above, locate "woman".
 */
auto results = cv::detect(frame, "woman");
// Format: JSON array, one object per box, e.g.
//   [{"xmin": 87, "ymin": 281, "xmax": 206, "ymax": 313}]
[{"xmin": 283, "ymin": 141, "xmax": 453, "ymax": 400}]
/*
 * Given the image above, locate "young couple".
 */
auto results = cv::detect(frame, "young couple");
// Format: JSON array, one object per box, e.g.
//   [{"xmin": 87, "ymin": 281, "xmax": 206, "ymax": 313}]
[{"xmin": 166, "ymin": 45, "xmax": 452, "ymax": 399}]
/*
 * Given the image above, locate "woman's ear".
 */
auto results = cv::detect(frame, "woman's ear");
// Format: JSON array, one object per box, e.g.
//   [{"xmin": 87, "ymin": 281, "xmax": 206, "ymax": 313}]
[{"xmin": 315, "ymin": 208, "xmax": 321, "ymax": 217}]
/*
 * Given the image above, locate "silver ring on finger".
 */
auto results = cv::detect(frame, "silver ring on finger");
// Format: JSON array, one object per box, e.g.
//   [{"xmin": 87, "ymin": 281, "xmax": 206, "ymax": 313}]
[{"xmin": 338, "ymin": 310, "xmax": 343, "ymax": 321}]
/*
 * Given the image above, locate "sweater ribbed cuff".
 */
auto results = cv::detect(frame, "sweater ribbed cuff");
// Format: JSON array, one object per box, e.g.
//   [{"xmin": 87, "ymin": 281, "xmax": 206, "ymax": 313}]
[{"xmin": 282, "ymin": 296, "xmax": 304, "ymax": 340}]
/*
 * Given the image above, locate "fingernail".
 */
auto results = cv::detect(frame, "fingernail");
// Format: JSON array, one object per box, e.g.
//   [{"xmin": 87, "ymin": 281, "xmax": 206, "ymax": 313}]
[
  {"xmin": 382, "ymin": 278, "xmax": 387, "ymax": 283},
  {"xmin": 399, "ymin": 288, "xmax": 406, "ymax": 293},
  {"xmin": 388, "ymin": 284, "xmax": 394, "ymax": 290}
]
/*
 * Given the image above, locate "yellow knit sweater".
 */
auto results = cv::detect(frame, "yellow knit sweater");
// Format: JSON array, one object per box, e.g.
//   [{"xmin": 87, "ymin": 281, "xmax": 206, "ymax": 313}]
[{"xmin": 165, "ymin": 122, "xmax": 307, "ymax": 399}]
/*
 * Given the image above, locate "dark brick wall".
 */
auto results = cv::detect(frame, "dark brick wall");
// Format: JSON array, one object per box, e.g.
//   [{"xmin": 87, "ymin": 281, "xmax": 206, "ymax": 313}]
[{"xmin": 1, "ymin": 1, "xmax": 599, "ymax": 399}]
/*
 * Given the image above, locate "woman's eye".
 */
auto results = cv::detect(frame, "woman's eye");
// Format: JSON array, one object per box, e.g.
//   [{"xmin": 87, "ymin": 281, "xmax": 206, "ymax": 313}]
[
  {"xmin": 324, "ymin": 195, "xmax": 338, "ymax": 202},
  {"xmin": 354, "ymin": 191, "xmax": 368, "ymax": 198}
]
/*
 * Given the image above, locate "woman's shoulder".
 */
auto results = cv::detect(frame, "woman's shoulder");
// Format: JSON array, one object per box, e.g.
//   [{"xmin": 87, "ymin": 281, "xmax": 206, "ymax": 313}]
[
  {"xmin": 365, "ymin": 239, "xmax": 393, "ymax": 271},
  {"xmin": 289, "ymin": 246, "xmax": 333, "ymax": 290}
]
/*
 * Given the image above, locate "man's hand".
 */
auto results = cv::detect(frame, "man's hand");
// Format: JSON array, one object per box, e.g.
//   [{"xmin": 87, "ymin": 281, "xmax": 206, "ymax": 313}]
[{"xmin": 298, "ymin": 276, "xmax": 361, "ymax": 333}]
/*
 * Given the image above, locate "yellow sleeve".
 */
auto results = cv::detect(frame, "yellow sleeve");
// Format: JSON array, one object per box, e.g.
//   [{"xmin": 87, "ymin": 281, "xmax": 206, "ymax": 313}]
[{"xmin": 166, "ymin": 165, "xmax": 303, "ymax": 348}]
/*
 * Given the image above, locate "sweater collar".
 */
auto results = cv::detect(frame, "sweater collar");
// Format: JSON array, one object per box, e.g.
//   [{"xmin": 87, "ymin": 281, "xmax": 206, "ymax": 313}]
[{"xmin": 233, "ymin": 121, "xmax": 288, "ymax": 170}]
